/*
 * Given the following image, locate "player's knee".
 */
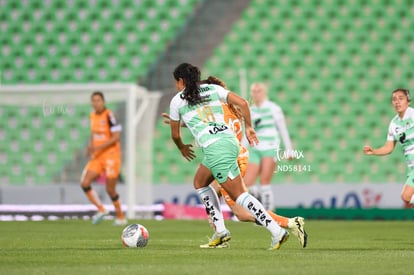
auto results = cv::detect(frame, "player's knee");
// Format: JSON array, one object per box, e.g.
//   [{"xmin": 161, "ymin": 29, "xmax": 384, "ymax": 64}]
[
  {"xmin": 80, "ymin": 178, "xmax": 91, "ymax": 189},
  {"xmin": 401, "ymin": 192, "xmax": 411, "ymax": 203},
  {"xmin": 106, "ymin": 186, "xmax": 116, "ymax": 197},
  {"xmin": 81, "ymin": 185, "xmax": 91, "ymax": 193},
  {"xmin": 110, "ymin": 194, "xmax": 119, "ymax": 202}
]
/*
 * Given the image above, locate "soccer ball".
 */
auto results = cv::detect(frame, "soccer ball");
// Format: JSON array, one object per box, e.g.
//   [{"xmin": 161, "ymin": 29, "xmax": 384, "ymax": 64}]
[{"xmin": 121, "ymin": 224, "xmax": 149, "ymax": 248}]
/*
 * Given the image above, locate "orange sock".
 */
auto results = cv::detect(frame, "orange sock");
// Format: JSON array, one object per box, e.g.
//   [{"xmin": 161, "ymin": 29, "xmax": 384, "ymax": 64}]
[
  {"xmin": 85, "ymin": 189, "xmax": 105, "ymax": 212},
  {"xmin": 112, "ymin": 198, "xmax": 125, "ymax": 219},
  {"xmin": 266, "ymin": 210, "xmax": 289, "ymax": 228}
]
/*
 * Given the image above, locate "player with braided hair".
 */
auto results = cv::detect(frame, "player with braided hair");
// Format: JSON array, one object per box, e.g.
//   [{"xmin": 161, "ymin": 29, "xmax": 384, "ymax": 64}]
[{"xmin": 169, "ymin": 63, "xmax": 289, "ymax": 250}]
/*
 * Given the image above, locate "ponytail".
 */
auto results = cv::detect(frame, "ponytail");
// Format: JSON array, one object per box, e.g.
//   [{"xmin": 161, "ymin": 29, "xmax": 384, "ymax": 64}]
[{"xmin": 173, "ymin": 63, "xmax": 209, "ymax": 106}]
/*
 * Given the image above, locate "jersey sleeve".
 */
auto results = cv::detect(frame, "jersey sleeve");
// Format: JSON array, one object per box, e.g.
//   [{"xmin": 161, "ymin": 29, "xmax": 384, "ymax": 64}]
[
  {"xmin": 272, "ymin": 103, "xmax": 293, "ymax": 151},
  {"xmin": 107, "ymin": 110, "xmax": 122, "ymax": 132},
  {"xmin": 387, "ymin": 121, "xmax": 396, "ymax": 141},
  {"xmin": 213, "ymin": 84, "xmax": 230, "ymax": 102},
  {"xmin": 169, "ymin": 94, "xmax": 181, "ymax": 121}
]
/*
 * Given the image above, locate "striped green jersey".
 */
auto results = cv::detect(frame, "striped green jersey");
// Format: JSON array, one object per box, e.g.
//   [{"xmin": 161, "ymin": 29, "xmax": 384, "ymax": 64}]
[
  {"xmin": 387, "ymin": 106, "xmax": 414, "ymax": 168},
  {"xmin": 250, "ymin": 100, "xmax": 292, "ymax": 151},
  {"xmin": 169, "ymin": 84, "xmax": 235, "ymax": 148}
]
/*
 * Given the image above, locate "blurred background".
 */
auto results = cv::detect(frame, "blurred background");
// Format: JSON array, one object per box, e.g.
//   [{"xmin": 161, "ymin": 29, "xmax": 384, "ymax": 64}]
[{"xmin": 1, "ymin": 0, "xmax": 414, "ymax": 219}]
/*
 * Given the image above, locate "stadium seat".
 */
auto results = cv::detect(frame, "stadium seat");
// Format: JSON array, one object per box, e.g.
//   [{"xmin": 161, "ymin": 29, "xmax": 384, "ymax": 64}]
[
  {"xmin": 199, "ymin": 0, "xmax": 414, "ymax": 184},
  {"xmin": 0, "ymin": 0, "xmax": 199, "ymax": 184}
]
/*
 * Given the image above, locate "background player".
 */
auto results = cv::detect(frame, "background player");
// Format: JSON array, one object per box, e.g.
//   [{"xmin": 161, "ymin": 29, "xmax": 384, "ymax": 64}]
[
  {"xmin": 364, "ymin": 88, "xmax": 414, "ymax": 207},
  {"xmin": 80, "ymin": 91, "xmax": 127, "ymax": 226},
  {"xmin": 244, "ymin": 83, "xmax": 294, "ymax": 211}
]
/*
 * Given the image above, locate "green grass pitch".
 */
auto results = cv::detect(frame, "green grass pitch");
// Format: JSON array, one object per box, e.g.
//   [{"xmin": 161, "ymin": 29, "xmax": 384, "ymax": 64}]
[{"xmin": 1, "ymin": 220, "xmax": 413, "ymax": 275}]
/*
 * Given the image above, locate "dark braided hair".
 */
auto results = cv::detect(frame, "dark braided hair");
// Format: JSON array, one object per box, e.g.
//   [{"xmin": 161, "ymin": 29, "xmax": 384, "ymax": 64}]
[
  {"xmin": 201, "ymin": 76, "xmax": 228, "ymax": 89},
  {"xmin": 173, "ymin": 63, "xmax": 209, "ymax": 106}
]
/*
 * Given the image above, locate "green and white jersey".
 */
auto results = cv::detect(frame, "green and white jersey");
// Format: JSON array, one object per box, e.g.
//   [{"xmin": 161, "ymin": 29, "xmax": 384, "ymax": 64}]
[
  {"xmin": 249, "ymin": 100, "xmax": 292, "ymax": 151},
  {"xmin": 387, "ymin": 106, "xmax": 414, "ymax": 168},
  {"xmin": 169, "ymin": 84, "xmax": 235, "ymax": 148}
]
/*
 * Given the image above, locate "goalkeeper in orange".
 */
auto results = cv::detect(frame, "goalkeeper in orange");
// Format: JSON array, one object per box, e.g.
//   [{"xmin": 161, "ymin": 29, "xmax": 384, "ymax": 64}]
[
  {"xmin": 80, "ymin": 91, "xmax": 126, "ymax": 226},
  {"xmin": 163, "ymin": 76, "xmax": 307, "ymax": 248}
]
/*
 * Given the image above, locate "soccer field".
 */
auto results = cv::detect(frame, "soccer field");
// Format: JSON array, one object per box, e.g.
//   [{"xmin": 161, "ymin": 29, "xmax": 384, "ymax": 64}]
[{"xmin": 1, "ymin": 220, "xmax": 413, "ymax": 275}]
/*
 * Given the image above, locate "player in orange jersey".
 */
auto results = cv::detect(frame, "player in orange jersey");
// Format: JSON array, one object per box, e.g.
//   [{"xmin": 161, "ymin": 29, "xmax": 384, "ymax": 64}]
[
  {"xmin": 163, "ymin": 76, "xmax": 307, "ymax": 248},
  {"xmin": 80, "ymin": 91, "xmax": 127, "ymax": 226}
]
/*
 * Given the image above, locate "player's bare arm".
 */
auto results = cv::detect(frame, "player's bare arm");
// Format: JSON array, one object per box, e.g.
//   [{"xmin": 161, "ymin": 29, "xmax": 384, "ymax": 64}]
[
  {"xmin": 162, "ymin": 113, "xmax": 186, "ymax": 127},
  {"xmin": 227, "ymin": 92, "xmax": 258, "ymax": 146},
  {"xmin": 363, "ymin": 140, "xmax": 396, "ymax": 156},
  {"xmin": 170, "ymin": 120, "xmax": 195, "ymax": 161},
  {"xmin": 93, "ymin": 131, "xmax": 121, "ymax": 152}
]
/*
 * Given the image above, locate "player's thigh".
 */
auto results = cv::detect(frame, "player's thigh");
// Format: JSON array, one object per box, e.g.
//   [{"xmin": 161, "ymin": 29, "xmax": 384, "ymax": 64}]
[
  {"xmin": 243, "ymin": 148, "xmax": 260, "ymax": 186},
  {"xmin": 194, "ymin": 164, "xmax": 215, "ymax": 189},
  {"xmin": 221, "ymin": 175, "xmax": 246, "ymax": 201},
  {"xmin": 237, "ymin": 146, "xmax": 249, "ymax": 178},
  {"xmin": 259, "ymin": 156, "xmax": 276, "ymax": 184},
  {"xmin": 80, "ymin": 160, "xmax": 101, "ymax": 186},
  {"xmin": 237, "ymin": 155, "xmax": 249, "ymax": 178},
  {"xmin": 244, "ymin": 162, "xmax": 260, "ymax": 187},
  {"xmin": 104, "ymin": 156, "xmax": 121, "ymax": 179}
]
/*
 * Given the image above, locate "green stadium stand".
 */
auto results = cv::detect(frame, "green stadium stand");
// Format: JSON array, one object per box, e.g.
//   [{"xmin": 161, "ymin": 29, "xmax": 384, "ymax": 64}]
[
  {"xmin": 0, "ymin": 0, "xmax": 199, "ymax": 184},
  {"xmin": 2, "ymin": 0, "xmax": 414, "ymax": 185},
  {"xmin": 152, "ymin": 0, "xmax": 414, "ymax": 184}
]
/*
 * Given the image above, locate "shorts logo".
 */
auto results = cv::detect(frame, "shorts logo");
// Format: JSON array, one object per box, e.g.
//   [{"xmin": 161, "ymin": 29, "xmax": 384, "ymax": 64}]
[{"xmin": 216, "ymin": 173, "xmax": 223, "ymax": 179}]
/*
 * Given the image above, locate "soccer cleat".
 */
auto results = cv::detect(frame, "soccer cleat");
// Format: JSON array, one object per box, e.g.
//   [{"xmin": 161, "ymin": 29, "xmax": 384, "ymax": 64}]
[
  {"xmin": 289, "ymin": 217, "xmax": 308, "ymax": 248},
  {"xmin": 270, "ymin": 229, "xmax": 289, "ymax": 251},
  {"xmin": 91, "ymin": 210, "xmax": 109, "ymax": 225},
  {"xmin": 199, "ymin": 230, "xmax": 231, "ymax": 248},
  {"xmin": 199, "ymin": 242, "xmax": 230, "ymax": 249},
  {"xmin": 113, "ymin": 218, "xmax": 128, "ymax": 226}
]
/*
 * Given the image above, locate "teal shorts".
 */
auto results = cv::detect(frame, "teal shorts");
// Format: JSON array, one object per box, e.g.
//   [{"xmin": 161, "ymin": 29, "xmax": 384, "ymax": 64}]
[
  {"xmin": 202, "ymin": 137, "xmax": 240, "ymax": 184},
  {"xmin": 406, "ymin": 168, "xmax": 414, "ymax": 187},
  {"xmin": 248, "ymin": 147, "xmax": 276, "ymax": 165}
]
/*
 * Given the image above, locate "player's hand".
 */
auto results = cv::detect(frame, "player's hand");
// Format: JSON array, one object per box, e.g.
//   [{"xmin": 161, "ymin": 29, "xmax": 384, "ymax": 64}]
[
  {"xmin": 245, "ymin": 127, "xmax": 259, "ymax": 146},
  {"xmin": 180, "ymin": 144, "xmax": 196, "ymax": 161},
  {"xmin": 287, "ymin": 152, "xmax": 295, "ymax": 161},
  {"xmin": 162, "ymin": 113, "xmax": 171, "ymax": 125},
  {"xmin": 363, "ymin": 145, "xmax": 374, "ymax": 155}
]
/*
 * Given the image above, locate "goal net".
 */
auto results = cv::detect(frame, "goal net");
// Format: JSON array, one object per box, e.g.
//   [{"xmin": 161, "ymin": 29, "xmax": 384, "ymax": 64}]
[{"xmin": 0, "ymin": 83, "xmax": 162, "ymax": 219}]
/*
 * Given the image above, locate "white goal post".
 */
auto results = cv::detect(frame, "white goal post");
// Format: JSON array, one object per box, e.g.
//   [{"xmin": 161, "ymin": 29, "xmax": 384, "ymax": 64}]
[{"xmin": 0, "ymin": 83, "xmax": 162, "ymax": 219}]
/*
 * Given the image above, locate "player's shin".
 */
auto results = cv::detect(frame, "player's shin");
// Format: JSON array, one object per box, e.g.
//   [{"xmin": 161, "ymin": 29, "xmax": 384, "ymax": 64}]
[
  {"xmin": 82, "ymin": 186, "xmax": 105, "ymax": 212},
  {"xmin": 260, "ymin": 185, "xmax": 274, "ymax": 210},
  {"xmin": 111, "ymin": 194, "xmax": 125, "ymax": 219},
  {"xmin": 266, "ymin": 210, "xmax": 289, "ymax": 228},
  {"xmin": 197, "ymin": 185, "xmax": 226, "ymax": 233}
]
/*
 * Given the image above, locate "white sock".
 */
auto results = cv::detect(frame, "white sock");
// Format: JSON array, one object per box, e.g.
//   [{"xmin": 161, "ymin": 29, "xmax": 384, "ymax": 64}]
[
  {"xmin": 248, "ymin": 185, "xmax": 260, "ymax": 199},
  {"xmin": 260, "ymin": 185, "xmax": 274, "ymax": 210},
  {"xmin": 410, "ymin": 194, "xmax": 414, "ymax": 204},
  {"xmin": 236, "ymin": 192, "xmax": 283, "ymax": 238},
  {"xmin": 197, "ymin": 185, "xmax": 226, "ymax": 233}
]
